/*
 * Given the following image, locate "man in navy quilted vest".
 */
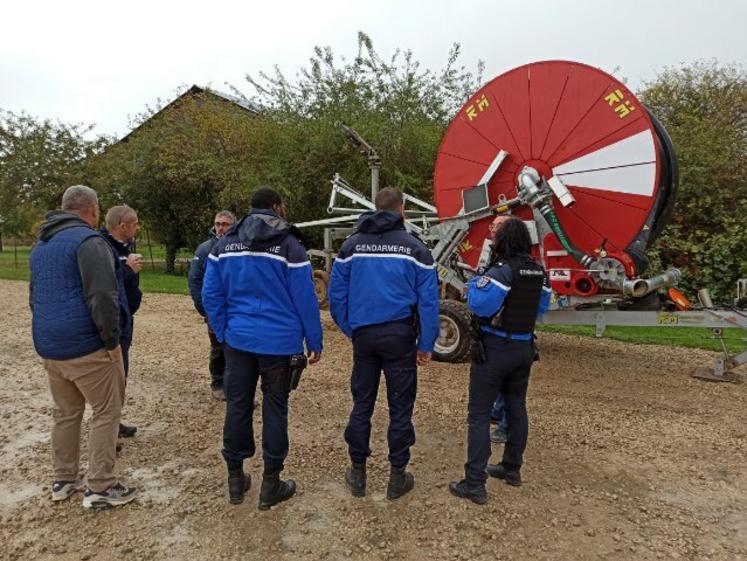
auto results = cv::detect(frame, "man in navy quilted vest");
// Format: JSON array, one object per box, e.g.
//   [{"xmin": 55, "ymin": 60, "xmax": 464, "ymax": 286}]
[
  {"xmin": 328, "ymin": 187, "xmax": 439, "ymax": 500},
  {"xmin": 29, "ymin": 185, "xmax": 138, "ymax": 509}
]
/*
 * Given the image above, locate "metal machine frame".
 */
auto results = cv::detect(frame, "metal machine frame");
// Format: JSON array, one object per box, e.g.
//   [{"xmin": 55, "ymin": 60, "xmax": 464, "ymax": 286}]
[{"xmin": 296, "ymin": 127, "xmax": 746, "ymax": 383}]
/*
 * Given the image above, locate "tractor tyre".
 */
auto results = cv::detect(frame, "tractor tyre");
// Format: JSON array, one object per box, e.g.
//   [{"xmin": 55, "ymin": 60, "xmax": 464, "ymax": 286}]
[
  {"xmin": 313, "ymin": 270, "xmax": 330, "ymax": 310},
  {"xmin": 433, "ymin": 299, "xmax": 472, "ymax": 363}
]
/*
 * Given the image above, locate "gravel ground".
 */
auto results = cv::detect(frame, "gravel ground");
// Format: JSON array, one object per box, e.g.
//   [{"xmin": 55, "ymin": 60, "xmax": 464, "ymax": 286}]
[{"xmin": 0, "ymin": 278, "xmax": 745, "ymax": 561}]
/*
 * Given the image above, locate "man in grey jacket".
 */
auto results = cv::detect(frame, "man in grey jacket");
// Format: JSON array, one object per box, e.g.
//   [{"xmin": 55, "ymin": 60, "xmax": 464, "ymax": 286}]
[
  {"xmin": 188, "ymin": 210, "xmax": 235, "ymax": 400},
  {"xmin": 29, "ymin": 185, "xmax": 138, "ymax": 509}
]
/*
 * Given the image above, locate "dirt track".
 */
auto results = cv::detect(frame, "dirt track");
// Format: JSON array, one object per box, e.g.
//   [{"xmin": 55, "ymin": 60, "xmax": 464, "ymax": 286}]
[{"xmin": 1, "ymin": 278, "xmax": 745, "ymax": 561}]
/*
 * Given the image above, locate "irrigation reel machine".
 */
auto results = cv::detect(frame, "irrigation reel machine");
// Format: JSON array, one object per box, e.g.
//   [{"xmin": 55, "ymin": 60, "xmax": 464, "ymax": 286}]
[{"xmin": 297, "ymin": 60, "xmax": 747, "ymax": 382}]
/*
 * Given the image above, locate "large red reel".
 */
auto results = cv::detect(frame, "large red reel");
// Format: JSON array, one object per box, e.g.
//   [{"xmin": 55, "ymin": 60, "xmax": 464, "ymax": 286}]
[{"xmin": 433, "ymin": 61, "xmax": 662, "ymax": 295}]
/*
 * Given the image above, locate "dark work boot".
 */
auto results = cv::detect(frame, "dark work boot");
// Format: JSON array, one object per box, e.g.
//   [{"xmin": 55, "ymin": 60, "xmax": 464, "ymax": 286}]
[
  {"xmin": 486, "ymin": 463, "xmax": 522, "ymax": 486},
  {"xmin": 258, "ymin": 472, "xmax": 296, "ymax": 511},
  {"xmin": 386, "ymin": 466, "xmax": 414, "ymax": 501},
  {"xmin": 228, "ymin": 469, "xmax": 251, "ymax": 505},
  {"xmin": 118, "ymin": 423, "xmax": 137, "ymax": 438},
  {"xmin": 448, "ymin": 479, "xmax": 488, "ymax": 505},
  {"xmin": 345, "ymin": 462, "xmax": 366, "ymax": 498}
]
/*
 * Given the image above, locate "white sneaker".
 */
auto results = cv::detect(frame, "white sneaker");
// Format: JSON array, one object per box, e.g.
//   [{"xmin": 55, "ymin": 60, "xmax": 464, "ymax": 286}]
[
  {"xmin": 51, "ymin": 479, "xmax": 85, "ymax": 501},
  {"xmin": 82, "ymin": 482, "xmax": 138, "ymax": 509}
]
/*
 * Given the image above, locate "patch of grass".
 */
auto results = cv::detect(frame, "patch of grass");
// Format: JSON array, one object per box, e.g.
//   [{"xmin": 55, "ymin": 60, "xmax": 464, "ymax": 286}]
[
  {"xmin": 538, "ymin": 324, "xmax": 746, "ymax": 354},
  {"xmin": 0, "ymin": 247, "xmax": 31, "ymax": 281},
  {"xmin": 0, "ymin": 246, "xmax": 189, "ymax": 295},
  {"xmin": 139, "ymin": 269, "xmax": 189, "ymax": 295}
]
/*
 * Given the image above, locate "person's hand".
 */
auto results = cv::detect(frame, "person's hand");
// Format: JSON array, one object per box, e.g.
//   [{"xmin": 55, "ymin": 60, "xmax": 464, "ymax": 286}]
[
  {"xmin": 126, "ymin": 253, "xmax": 144, "ymax": 273},
  {"xmin": 107, "ymin": 345, "xmax": 123, "ymax": 363},
  {"xmin": 307, "ymin": 351, "xmax": 322, "ymax": 365},
  {"xmin": 417, "ymin": 351, "xmax": 431, "ymax": 366}
]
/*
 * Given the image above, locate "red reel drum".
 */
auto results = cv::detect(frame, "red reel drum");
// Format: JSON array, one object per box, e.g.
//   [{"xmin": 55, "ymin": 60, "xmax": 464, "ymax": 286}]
[{"xmin": 433, "ymin": 61, "xmax": 666, "ymax": 296}]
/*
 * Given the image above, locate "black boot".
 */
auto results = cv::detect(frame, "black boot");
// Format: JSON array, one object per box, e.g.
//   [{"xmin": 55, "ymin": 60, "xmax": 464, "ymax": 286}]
[
  {"xmin": 345, "ymin": 462, "xmax": 366, "ymax": 497},
  {"xmin": 486, "ymin": 463, "xmax": 522, "ymax": 486},
  {"xmin": 448, "ymin": 479, "xmax": 488, "ymax": 504},
  {"xmin": 118, "ymin": 423, "xmax": 137, "ymax": 438},
  {"xmin": 228, "ymin": 469, "xmax": 251, "ymax": 505},
  {"xmin": 258, "ymin": 472, "xmax": 296, "ymax": 510},
  {"xmin": 386, "ymin": 466, "xmax": 414, "ymax": 501}
]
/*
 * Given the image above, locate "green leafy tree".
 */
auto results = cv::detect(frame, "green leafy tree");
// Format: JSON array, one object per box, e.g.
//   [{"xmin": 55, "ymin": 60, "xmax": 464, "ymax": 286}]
[
  {"xmin": 232, "ymin": 31, "xmax": 483, "ymax": 223},
  {"xmin": 89, "ymin": 91, "xmax": 265, "ymax": 272},
  {"xmin": 93, "ymin": 34, "xmax": 482, "ymax": 271},
  {"xmin": 0, "ymin": 110, "xmax": 108, "ymax": 249},
  {"xmin": 639, "ymin": 61, "xmax": 747, "ymax": 301}
]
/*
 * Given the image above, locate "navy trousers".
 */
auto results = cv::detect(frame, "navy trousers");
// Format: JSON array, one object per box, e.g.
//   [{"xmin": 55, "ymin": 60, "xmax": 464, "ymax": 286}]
[
  {"xmin": 121, "ymin": 340, "xmax": 131, "ymax": 377},
  {"xmin": 222, "ymin": 344, "xmax": 290, "ymax": 475},
  {"xmin": 465, "ymin": 335, "xmax": 534, "ymax": 487},
  {"xmin": 345, "ymin": 319, "xmax": 417, "ymax": 468},
  {"xmin": 207, "ymin": 327, "xmax": 226, "ymax": 389}
]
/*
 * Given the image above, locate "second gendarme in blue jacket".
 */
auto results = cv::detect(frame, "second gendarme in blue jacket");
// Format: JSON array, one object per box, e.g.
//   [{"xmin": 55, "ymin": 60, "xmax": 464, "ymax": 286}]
[
  {"xmin": 328, "ymin": 210, "xmax": 439, "ymax": 352},
  {"xmin": 202, "ymin": 209, "xmax": 323, "ymax": 356}
]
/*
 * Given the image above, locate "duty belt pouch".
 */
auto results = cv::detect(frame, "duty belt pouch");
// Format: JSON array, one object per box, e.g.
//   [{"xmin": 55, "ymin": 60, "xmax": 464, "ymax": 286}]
[
  {"xmin": 469, "ymin": 318, "xmax": 487, "ymax": 364},
  {"xmin": 471, "ymin": 339, "xmax": 487, "ymax": 364},
  {"xmin": 288, "ymin": 354, "xmax": 308, "ymax": 391}
]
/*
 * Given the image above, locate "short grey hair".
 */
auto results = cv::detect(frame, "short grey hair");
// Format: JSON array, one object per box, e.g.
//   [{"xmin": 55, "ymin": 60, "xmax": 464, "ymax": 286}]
[
  {"xmin": 105, "ymin": 205, "xmax": 137, "ymax": 230},
  {"xmin": 61, "ymin": 185, "xmax": 98, "ymax": 212},
  {"xmin": 215, "ymin": 210, "xmax": 236, "ymax": 223}
]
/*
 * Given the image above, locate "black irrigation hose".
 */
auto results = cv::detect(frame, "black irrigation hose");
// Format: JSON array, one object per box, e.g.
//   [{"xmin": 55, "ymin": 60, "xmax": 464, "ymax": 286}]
[{"xmin": 538, "ymin": 201, "xmax": 596, "ymax": 268}]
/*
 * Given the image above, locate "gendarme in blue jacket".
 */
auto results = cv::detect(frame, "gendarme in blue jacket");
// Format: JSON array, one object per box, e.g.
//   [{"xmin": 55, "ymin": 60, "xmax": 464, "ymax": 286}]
[
  {"xmin": 202, "ymin": 209, "xmax": 323, "ymax": 356},
  {"xmin": 328, "ymin": 210, "xmax": 439, "ymax": 352}
]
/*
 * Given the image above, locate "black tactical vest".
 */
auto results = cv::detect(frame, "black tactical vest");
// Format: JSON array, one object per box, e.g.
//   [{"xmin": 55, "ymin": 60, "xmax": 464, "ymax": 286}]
[{"xmin": 479, "ymin": 254, "xmax": 545, "ymax": 334}]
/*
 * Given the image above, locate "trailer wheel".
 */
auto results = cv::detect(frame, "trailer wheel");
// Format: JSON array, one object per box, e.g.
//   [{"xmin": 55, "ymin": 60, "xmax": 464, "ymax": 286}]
[
  {"xmin": 313, "ymin": 270, "xmax": 329, "ymax": 310},
  {"xmin": 433, "ymin": 300, "xmax": 472, "ymax": 363}
]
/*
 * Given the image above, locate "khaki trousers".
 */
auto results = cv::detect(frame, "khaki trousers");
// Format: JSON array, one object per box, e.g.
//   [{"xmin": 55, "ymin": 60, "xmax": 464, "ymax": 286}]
[{"xmin": 44, "ymin": 348, "xmax": 125, "ymax": 493}]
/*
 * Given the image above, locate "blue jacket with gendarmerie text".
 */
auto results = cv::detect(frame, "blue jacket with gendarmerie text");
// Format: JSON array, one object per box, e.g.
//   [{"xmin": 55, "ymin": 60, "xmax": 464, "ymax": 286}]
[
  {"xmin": 328, "ymin": 210, "xmax": 439, "ymax": 352},
  {"xmin": 202, "ymin": 209, "xmax": 323, "ymax": 356}
]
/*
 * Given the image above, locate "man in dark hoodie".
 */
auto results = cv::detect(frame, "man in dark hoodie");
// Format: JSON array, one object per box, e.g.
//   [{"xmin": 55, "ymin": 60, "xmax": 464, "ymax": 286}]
[
  {"xmin": 202, "ymin": 188, "xmax": 322, "ymax": 509},
  {"xmin": 188, "ymin": 210, "xmax": 236, "ymax": 401},
  {"xmin": 101, "ymin": 205, "xmax": 143, "ymax": 438},
  {"xmin": 328, "ymin": 187, "xmax": 439, "ymax": 500},
  {"xmin": 29, "ymin": 185, "xmax": 137, "ymax": 509}
]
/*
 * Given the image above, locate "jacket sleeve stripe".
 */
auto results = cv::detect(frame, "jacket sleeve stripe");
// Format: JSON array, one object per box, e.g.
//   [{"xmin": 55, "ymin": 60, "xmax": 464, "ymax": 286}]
[
  {"xmin": 208, "ymin": 254, "xmax": 219, "ymax": 262},
  {"xmin": 336, "ymin": 252, "xmax": 435, "ymax": 270},
  {"xmin": 488, "ymin": 277, "xmax": 511, "ymax": 291}
]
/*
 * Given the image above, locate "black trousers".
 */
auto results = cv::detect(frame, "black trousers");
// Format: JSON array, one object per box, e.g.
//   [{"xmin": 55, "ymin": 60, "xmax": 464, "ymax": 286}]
[
  {"xmin": 121, "ymin": 340, "xmax": 131, "ymax": 377},
  {"xmin": 344, "ymin": 320, "xmax": 417, "ymax": 468},
  {"xmin": 465, "ymin": 335, "xmax": 534, "ymax": 487},
  {"xmin": 222, "ymin": 344, "xmax": 290, "ymax": 475},
  {"xmin": 207, "ymin": 327, "xmax": 226, "ymax": 389}
]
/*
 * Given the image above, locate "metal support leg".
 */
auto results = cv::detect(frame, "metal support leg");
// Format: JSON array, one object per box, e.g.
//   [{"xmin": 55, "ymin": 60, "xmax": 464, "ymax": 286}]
[
  {"xmin": 594, "ymin": 313, "xmax": 607, "ymax": 337},
  {"xmin": 691, "ymin": 329, "xmax": 744, "ymax": 383}
]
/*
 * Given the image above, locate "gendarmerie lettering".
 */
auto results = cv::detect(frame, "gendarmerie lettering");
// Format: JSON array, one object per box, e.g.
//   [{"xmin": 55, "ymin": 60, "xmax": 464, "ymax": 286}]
[
  {"xmin": 223, "ymin": 242, "xmax": 282, "ymax": 255},
  {"xmin": 354, "ymin": 244, "xmax": 412, "ymax": 255}
]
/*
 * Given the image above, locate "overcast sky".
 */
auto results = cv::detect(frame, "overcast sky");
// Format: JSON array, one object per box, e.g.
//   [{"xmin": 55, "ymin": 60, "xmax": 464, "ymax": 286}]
[{"xmin": 1, "ymin": 0, "xmax": 745, "ymax": 138}]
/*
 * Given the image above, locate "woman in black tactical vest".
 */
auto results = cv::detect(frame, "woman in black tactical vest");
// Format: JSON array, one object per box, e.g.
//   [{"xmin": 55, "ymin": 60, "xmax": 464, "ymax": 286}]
[{"xmin": 449, "ymin": 217, "xmax": 551, "ymax": 504}]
